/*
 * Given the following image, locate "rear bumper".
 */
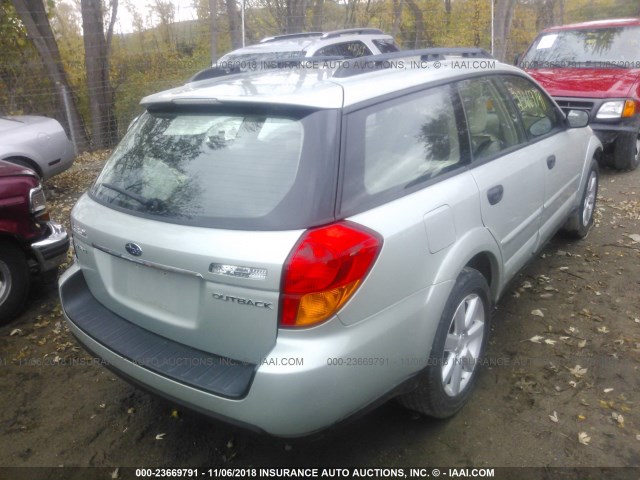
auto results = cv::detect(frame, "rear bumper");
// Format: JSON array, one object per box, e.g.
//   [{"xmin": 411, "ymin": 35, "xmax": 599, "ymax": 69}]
[
  {"xmin": 59, "ymin": 263, "xmax": 450, "ymax": 437},
  {"xmin": 30, "ymin": 221, "xmax": 69, "ymax": 272}
]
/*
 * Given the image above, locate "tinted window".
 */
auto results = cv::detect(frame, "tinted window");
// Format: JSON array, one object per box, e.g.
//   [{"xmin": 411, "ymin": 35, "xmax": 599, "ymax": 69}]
[
  {"xmin": 341, "ymin": 85, "xmax": 465, "ymax": 213},
  {"xmin": 372, "ymin": 39, "xmax": 400, "ymax": 53},
  {"xmin": 457, "ymin": 77, "xmax": 523, "ymax": 161},
  {"xmin": 91, "ymin": 107, "xmax": 339, "ymax": 230},
  {"xmin": 315, "ymin": 41, "xmax": 373, "ymax": 58},
  {"xmin": 500, "ymin": 75, "xmax": 563, "ymax": 138}
]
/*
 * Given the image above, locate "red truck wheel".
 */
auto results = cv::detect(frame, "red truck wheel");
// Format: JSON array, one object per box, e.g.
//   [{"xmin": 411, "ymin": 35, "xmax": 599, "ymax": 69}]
[{"xmin": 613, "ymin": 130, "xmax": 640, "ymax": 171}]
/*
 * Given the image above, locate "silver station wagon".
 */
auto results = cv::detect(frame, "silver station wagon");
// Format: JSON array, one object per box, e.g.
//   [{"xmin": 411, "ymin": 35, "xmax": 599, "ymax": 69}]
[{"xmin": 59, "ymin": 49, "xmax": 602, "ymax": 436}]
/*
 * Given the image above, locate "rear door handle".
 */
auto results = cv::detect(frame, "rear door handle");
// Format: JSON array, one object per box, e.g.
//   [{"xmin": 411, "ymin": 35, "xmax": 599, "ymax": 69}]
[
  {"xmin": 487, "ymin": 185, "xmax": 504, "ymax": 205},
  {"xmin": 547, "ymin": 155, "xmax": 556, "ymax": 169}
]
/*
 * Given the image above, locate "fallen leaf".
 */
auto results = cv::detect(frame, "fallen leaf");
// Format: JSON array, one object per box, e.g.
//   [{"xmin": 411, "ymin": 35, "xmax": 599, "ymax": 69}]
[
  {"xmin": 531, "ymin": 309, "xmax": 545, "ymax": 317},
  {"xmin": 578, "ymin": 432, "xmax": 591, "ymax": 446},
  {"xmin": 170, "ymin": 409, "xmax": 179, "ymax": 419},
  {"xmin": 568, "ymin": 365, "xmax": 588, "ymax": 377},
  {"xmin": 559, "ymin": 266, "xmax": 569, "ymax": 271},
  {"xmin": 603, "ymin": 388, "xmax": 614, "ymax": 393},
  {"xmin": 549, "ymin": 411, "xmax": 559, "ymax": 423},
  {"xmin": 522, "ymin": 281, "xmax": 533, "ymax": 289},
  {"xmin": 528, "ymin": 335, "xmax": 545, "ymax": 344},
  {"xmin": 111, "ymin": 468, "xmax": 119, "ymax": 479},
  {"xmin": 540, "ymin": 293, "xmax": 554, "ymax": 299},
  {"xmin": 578, "ymin": 339, "xmax": 587, "ymax": 348},
  {"xmin": 636, "ymin": 434, "xmax": 640, "ymax": 441},
  {"xmin": 569, "ymin": 381, "xmax": 577, "ymax": 388},
  {"xmin": 10, "ymin": 329, "xmax": 22, "ymax": 336},
  {"xmin": 544, "ymin": 339, "xmax": 557, "ymax": 346},
  {"xmin": 226, "ymin": 439, "xmax": 234, "ymax": 449},
  {"xmin": 127, "ymin": 407, "xmax": 135, "ymax": 414},
  {"xmin": 597, "ymin": 326, "xmax": 610, "ymax": 334},
  {"xmin": 155, "ymin": 433, "xmax": 166, "ymax": 440},
  {"xmin": 626, "ymin": 233, "xmax": 640, "ymax": 243},
  {"xmin": 577, "ymin": 415, "xmax": 586, "ymax": 421}
]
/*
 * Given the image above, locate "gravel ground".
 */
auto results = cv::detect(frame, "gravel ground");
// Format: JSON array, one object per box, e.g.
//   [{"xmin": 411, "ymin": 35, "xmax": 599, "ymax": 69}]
[{"xmin": 0, "ymin": 152, "xmax": 638, "ymax": 478}]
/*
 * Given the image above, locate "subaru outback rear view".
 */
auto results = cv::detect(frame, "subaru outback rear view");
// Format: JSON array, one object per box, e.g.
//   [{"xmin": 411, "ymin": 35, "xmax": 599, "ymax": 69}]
[{"xmin": 60, "ymin": 51, "xmax": 602, "ymax": 436}]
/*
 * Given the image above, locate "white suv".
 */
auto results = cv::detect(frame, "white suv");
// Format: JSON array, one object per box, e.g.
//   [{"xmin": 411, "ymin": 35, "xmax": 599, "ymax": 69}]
[
  {"xmin": 60, "ymin": 49, "xmax": 601, "ymax": 437},
  {"xmin": 216, "ymin": 28, "xmax": 399, "ymax": 68}
]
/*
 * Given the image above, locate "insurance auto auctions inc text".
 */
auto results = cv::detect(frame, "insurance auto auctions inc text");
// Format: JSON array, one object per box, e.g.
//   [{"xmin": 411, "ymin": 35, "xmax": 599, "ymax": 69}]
[{"xmin": 204, "ymin": 468, "xmax": 495, "ymax": 478}]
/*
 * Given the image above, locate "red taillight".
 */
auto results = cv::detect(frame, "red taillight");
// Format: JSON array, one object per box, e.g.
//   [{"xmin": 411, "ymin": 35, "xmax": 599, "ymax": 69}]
[{"xmin": 280, "ymin": 221, "xmax": 382, "ymax": 328}]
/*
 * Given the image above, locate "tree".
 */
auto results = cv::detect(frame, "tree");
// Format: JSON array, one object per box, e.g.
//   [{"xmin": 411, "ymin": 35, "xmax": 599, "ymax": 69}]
[
  {"xmin": 405, "ymin": 0, "xmax": 424, "ymax": 48},
  {"xmin": 81, "ymin": 0, "xmax": 118, "ymax": 149},
  {"xmin": 286, "ymin": 0, "xmax": 306, "ymax": 32},
  {"xmin": 11, "ymin": 0, "xmax": 88, "ymax": 151},
  {"xmin": 493, "ymin": 0, "xmax": 517, "ymax": 61},
  {"xmin": 209, "ymin": 0, "xmax": 219, "ymax": 62},
  {"xmin": 226, "ymin": 0, "xmax": 242, "ymax": 48},
  {"xmin": 310, "ymin": 0, "xmax": 323, "ymax": 31}
]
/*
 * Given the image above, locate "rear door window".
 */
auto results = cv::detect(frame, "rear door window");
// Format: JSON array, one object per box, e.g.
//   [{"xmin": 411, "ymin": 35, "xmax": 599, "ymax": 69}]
[
  {"xmin": 341, "ymin": 85, "xmax": 468, "ymax": 214},
  {"xmin": 457, "ymin": 77, "xmax": 524, "ymax": 161}
]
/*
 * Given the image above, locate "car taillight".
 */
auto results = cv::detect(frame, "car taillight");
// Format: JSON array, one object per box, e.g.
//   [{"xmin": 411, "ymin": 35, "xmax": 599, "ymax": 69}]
[{"xmin": 280, "ymin": 221, "xmax": 382, "ymax": 328}]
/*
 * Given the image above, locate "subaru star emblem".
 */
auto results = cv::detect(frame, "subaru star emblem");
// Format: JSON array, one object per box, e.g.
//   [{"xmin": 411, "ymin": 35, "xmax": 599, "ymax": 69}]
[{"xmin": 125, "ymin": 242, "xmax": 143, "ymax": 256}]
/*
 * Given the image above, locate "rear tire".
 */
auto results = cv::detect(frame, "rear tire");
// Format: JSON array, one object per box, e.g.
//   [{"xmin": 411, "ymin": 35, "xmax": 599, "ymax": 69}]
[
  {"xmin": 398, "ymin": 267, "xmax": 491, "ymax": 418},
  {"xmin": 613, "ymin": 130, "xmax": 640, "ymax": 171},
  {"xmin": 564, "ymin": 159, "xmax": 599, "ymax": 239},
  {"xmin": 0, "ymin": 241, "xmax": 30, "ymax": 324}
]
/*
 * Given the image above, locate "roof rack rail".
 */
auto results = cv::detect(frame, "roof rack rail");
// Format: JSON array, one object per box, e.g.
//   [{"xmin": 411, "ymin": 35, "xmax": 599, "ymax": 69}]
[
  {"xmin": 321, "ymin": 28, "xmax": 385, "ymax": 39},
  {"xmin": 333, "ymin": 47, "xmax": 494, "ymax": 78},
  {"xmin": 188, "ymin": 55, "xmax": 346, "ymax": 82},
  {"xmin": 260, "ymin": 32, "xmax": 323, "ymax": 43}
]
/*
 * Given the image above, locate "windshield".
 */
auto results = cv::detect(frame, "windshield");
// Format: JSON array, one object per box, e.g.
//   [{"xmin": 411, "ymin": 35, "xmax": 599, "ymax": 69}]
[
  {"xmin": 521, "ymin": 26, "xmax": 640, "ymax": 68},
  {"xmin": 91, "ymin": 106, "xmax": 339, "ymax": 230}
]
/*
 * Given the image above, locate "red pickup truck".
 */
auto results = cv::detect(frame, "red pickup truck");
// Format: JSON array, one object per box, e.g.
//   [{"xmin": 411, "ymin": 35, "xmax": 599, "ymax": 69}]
[
  {"xmin": 0, "ymin": 160, "xmax": 69, "ymax": 322},
  {"xmin": 520, "ymin": 18, "xmax": 640, "ymax": 170}
]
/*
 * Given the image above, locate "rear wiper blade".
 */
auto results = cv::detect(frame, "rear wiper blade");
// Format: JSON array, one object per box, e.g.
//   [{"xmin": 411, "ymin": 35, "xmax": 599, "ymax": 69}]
[{"xmin": 99, "ymin": 182, "xmax": 167, "ymax": 211}]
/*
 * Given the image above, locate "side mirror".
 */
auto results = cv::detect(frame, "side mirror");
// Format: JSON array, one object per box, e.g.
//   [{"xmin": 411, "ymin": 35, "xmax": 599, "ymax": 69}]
[
  {"xmin": 566, "ymin": 109, "xmax": 589, "ymax": 128},
  {"xmin": 529, "ymin": 117, "xmax": 553, "ymax": 137}
]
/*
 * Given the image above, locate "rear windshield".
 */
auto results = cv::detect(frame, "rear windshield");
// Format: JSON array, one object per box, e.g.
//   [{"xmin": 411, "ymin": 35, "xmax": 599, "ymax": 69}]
[
  {"xmin": 90, "ymin": 106, "xmax": 339, "ymax": 230},
  {"xmin": 522, "ymin": 26, "xmax": 640, "ymax": 68}
]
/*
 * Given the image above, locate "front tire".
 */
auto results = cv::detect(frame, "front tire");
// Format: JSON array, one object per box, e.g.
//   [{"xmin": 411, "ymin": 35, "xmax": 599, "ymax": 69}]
[
  {"xmin": 0, "ymin": 241, "xmax": 30, "ymax": 324},
  {"xmin": 565, "ymin": 159, "xmax": 599, "ymax": 239},
  {"xmin": 398, "ymin": 267, "xmax": 491, "ymax": 418},
  {"xmin": 613, "ymin": 130, "xmax": 640, "ymax": 171}
]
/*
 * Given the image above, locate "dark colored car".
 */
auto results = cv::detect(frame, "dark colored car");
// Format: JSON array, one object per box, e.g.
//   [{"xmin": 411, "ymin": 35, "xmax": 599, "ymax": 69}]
[
  {"xmin": 520, "ymin": 18, "xmax": 640, "ymax": 170},
  {"xmin": 0, "ymin": 160, "xmax": 69, "ymax": 322}
]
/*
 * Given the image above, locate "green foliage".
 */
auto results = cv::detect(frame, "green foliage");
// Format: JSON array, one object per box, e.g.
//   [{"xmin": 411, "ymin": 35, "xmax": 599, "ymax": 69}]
[{"xmin": 0, "ymin": 0, "xmax": 57, "ymax": 115}]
